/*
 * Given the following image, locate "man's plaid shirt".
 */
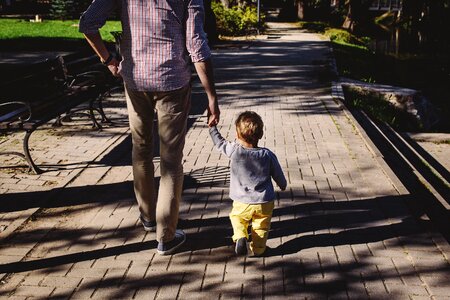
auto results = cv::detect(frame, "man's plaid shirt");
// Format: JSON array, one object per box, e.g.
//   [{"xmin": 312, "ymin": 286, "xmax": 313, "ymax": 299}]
[{"xmin": 79, "ymin": 0, "xmax": 211, "ymax": 91}]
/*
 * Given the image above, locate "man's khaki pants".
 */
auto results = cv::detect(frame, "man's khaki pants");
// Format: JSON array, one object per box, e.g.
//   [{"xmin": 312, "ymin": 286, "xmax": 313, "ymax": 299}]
[{"xmin": 125, "ymin": 84, "xmax": 191, "ymax": 243}]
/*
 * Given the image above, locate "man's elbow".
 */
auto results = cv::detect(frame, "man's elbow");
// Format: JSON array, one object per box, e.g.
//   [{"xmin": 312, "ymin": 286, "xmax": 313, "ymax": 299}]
[{"xmin": 78, "ymin": 17, "xmax": 101, "ymax": 35}]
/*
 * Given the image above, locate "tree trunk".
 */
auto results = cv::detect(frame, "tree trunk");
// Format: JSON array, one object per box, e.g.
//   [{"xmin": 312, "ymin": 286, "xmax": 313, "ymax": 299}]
[
  {"xmin": 295, "ymin": 0, "xmax": 307, "ymax": 20},
  {"xmin": 342, "ymin": 0, "xmax": 356, "ymax": 30},
  {"xmin": 342, "ymin": 0, "xmax": 375, "ymax": 31},
  {"xmin": 204, "ymin": 0, "xmax": 218, "ymax": 45}
]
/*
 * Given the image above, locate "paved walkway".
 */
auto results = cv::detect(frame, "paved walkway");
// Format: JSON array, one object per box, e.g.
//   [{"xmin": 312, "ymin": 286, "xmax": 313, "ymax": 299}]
[{"xmin": 0, "ymin": 24, "xmax": 449, "ymax": 299}]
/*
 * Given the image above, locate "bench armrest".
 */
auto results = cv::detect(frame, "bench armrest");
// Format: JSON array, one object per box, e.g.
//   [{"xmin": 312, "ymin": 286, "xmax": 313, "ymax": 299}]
[{"xmin": 0, "ymin": 101, "xmax": 32, "ymax": 122}]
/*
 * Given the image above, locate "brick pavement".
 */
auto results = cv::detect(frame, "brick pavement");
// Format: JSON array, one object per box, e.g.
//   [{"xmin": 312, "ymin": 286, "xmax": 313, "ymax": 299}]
[
  {"xmin": 0, "ymin": 24, "xmax": 449, "ymax": 299},
  {"xmin": 409, "ymin": 133, "xmax": 450, "ymax": 172},
  {"xmin": 0, "ymin": 91, "xmax": 130, "ymax": 238}
]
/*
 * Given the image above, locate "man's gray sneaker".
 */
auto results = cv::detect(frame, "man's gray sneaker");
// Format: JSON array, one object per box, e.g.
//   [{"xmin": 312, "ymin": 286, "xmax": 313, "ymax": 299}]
[
  {"xmin": 157, "ymin": 229, "xmax": 186, "ymax": 255},
  {"xmin": 139, "ymin": 214, "xmax": 156, "ymax": 232}
]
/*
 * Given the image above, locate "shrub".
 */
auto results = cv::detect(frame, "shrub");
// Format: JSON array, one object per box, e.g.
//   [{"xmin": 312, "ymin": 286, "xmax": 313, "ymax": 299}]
[
  {"xmin": 344, "ymin": 86, "xmax": 421, "ymax": 131},
  {"xmin": 298, "ymin": 21, "xmax": 328, "ymax": 32},
  {"xmin": 211, "ymin": 1, "xmax": 260, "ymax": 36},
  {"xmin": 324, "ymin": 28, "xmax": 369, "ymax": 49}
]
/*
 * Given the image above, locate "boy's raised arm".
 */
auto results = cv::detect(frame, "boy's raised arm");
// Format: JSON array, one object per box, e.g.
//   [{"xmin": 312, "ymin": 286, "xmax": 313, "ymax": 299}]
[{"xmin": 209, "ymin": 126, "xmax": 235, "ymax": 158}]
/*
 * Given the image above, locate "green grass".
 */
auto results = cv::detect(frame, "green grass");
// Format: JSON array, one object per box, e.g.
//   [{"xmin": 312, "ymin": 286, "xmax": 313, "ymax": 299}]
[
  {"xmin": 0, "ymin": 18, "xmax": 121, "ymax": 50},
  {"xmin": 0, "ymin": 18, "xmax": 121, "ymax": 41},
  {"xmin": 323, "ymin": 28, "xmax": 370, "ymax": 49},
  {"xmin": 298, "ymin": 21, "xmax": 369, "ymax": 49}
]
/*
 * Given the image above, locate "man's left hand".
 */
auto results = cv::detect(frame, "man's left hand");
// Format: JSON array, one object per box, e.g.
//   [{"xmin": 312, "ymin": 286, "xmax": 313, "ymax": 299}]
[{"xmin": 207, "ymin": 100, "xmax": 220, "ymax": 127}]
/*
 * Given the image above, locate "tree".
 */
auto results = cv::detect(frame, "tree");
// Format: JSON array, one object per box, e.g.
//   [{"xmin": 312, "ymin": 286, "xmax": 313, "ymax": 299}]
[
  {"xmin": 204, "ymin": 0, "xmax": 219, "ymax": 44},
  {"xmin": 50, "ymin": 0, "xmax": 75, "ymax": 19},
  {"xmin": 342, "ymin": 0, "xmax": 374, "ymax": 31},
  {"xmin": 295, "ymin": 0, "xmax": 308, "ymax": 19},
  {"xmin": 400, "ymin": 0, "xmax": 430, "ymax": 33},
  {"xmin": 294, "ymin": 0, "xmax": 332, "ymax": 21},
  {"xmin": 50, "ymin": 0, "xmax": 92, "ymax": 20}
]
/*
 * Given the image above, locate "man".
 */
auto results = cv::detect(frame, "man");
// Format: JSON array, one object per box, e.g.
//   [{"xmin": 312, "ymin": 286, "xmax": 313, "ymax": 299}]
[{"xmin": 79, "ymin": 0, "xmax": 220, "ymax": 255}]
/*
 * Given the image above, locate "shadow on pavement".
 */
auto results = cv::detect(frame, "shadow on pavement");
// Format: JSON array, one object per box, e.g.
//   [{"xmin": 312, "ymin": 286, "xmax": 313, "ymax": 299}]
[
  {"xmin": 0, "ymin": 191, "xmax": 434, "ymax": 269},
  {"xmin": 1, "ymin": 156, "xmax": 449, "ymax": 297},
  {"xmin": 350, "ymin": 109, "xmax": 450, "ymax": 241},
  {"xmin": 2, "ymin": 186, "xmax": 449, "ymax": 298},
  {"xmin": 3, "ymin": 36, "xmax": 449, "ymax": 298},
  {"xmin": 212, "ymin": 40, "xmax": 335, "ymax": 99}
]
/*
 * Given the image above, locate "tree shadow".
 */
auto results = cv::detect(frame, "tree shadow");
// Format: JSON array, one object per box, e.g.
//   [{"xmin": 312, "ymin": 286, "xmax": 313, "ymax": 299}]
[
  {"xmin": 211, "ymin": 39, "xmax": 335, "ymax": 98},
  {"xmin": 350, "ymin": 109, "xmax": 450, "ymax": 240},
  {"xmin": 2, "ymin": 36, "xmax": 449, "ymax": 298},
  {"xmin": 0, "ymin": 189, "xmax": 431, "ymax": 272},
  {"xmin": 1, "ymin": 162, "xmax": 449, "ymax": 298}
]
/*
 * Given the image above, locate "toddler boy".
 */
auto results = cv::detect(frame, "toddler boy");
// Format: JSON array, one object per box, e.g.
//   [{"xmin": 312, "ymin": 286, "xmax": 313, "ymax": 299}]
[{"xmin": 209, "ymin": 111, "xmax": 287, "ymax": 256}]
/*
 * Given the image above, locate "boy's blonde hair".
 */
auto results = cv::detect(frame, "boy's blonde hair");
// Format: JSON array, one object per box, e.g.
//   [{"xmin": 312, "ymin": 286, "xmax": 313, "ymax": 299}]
[{"xmin": 235, "ymin": 111, "xmax": 264, "ymax": 145}]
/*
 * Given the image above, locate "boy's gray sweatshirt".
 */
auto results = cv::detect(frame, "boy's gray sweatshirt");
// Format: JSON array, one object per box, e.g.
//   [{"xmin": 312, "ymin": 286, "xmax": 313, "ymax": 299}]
[{"xmin": 209, "ymin": 126, "xmax": 287, "ymax": 204}]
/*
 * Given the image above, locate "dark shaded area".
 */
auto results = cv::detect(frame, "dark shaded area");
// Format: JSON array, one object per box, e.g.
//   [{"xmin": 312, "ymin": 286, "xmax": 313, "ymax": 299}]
[
  {"xmin": 0, "ymin": 191, "xmax": 429, "ymax": 272},
  {"xmin": 343, "ymin": 87, "xmax": 422, "ymax": 132},
  {"xmin": 401, "ymin": 133, "xmax": 450, "ymax": 184},
  {"xmin": 0, "ymin": 46, "xmax": 113, "ymax": 82},
  {"xmin": 333, "ymin": 42, "xmax": 450, "ymax": 132},
  {"xmin": 0, "ymin": 240, "xmax": 157, "ymax": 274},
  {"xmin": 0, "ymin": 37, "xmax": 95, "ymax": 52},
  {"xmin": 0, "ymin": 176, "xmax": 201, "ymax": 213},
  {"xmin": 349, "ymin": 108, "xmax": 450, "ymax": 240}
]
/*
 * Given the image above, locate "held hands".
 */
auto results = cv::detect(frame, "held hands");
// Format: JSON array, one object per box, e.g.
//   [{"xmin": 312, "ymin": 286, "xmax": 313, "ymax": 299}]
[{"xmin": 207, "ymin": 97, "xmax": 220, "ymax": 127}]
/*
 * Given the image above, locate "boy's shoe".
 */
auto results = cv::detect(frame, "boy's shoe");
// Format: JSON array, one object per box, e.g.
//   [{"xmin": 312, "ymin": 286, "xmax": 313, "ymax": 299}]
[
  {"xmin": 235, "ymin": 237, "xmax": 248, "ymax": 255},
  {"xmin": 157, "ymin": 229, "xmax": 186, "ymax": 256},
  {"xmin": 248, "ymin": 246, "xmax": 269, "ymax": 258},
  {"xmin": 139, "ymin": 215, "xmax": 156, "ymax": 232}
]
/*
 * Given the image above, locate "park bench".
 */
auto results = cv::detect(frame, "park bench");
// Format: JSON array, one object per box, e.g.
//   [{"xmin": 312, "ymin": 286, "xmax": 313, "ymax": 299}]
[{"xmin": 0, "ymin": 54, "xmax": 117, "ymax": 174}]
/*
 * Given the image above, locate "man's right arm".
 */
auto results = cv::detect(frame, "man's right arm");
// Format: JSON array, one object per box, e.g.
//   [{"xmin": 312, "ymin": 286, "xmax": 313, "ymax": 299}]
[
  {"xmin": 83, "ymin": 32, "xmax": 120, "ymax": 77},
  {"xmin": 79, "ymin": 0, "xmax": 120, "ymax": 76}
]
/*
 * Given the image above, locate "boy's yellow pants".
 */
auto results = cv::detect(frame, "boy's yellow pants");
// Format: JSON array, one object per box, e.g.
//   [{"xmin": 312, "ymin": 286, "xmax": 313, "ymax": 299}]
[{"xmin": 229, "ymin": 200, "xmax": 274, "ymax": 255}]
